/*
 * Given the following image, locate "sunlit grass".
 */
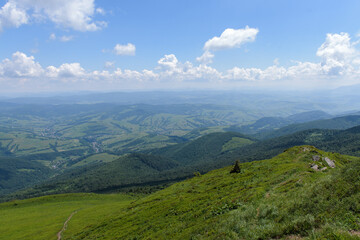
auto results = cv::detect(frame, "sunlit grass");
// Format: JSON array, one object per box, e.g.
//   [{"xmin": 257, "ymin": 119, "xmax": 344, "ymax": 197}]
[{"xmin": 0, "ymin": 193, "xmax": 137, "ymax": 240}]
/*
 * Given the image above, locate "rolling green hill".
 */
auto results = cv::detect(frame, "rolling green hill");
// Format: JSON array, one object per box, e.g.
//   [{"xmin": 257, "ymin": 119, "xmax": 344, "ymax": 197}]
[
  {"xmin": 0, "ymin": 156, "xmax": 51, "ymax": 195},
  {"xmin": 8, "ymin": 125, "xmax": 360, "ymax": 201},
  {"xmin": 148, "ymin": 132, "xmax": 255, "ymax": 164},
  {"xmin": 230, "ymin": 110, "xmax": 332, "ymax": 135},
  {"xmin": 4, "ymin": 132, "xmax": 254, "ymax": 200},
  {"xmin": 256, "ymin": 115, "xmax": 360, "ymax": 139},
  {"xmin": 13, "ymin": 153, "xmax": 180, "ymax": 198},
  {"xmin": 2, "ymin": 146, "xmax": 360, "ymax": 239},
  {"xmin": 212, "ymin": 125, "xmax": 360, "ymax": 166},
  {"xmin": 0, "ymin": 102, "xmax": 260, "ymax": 165}
]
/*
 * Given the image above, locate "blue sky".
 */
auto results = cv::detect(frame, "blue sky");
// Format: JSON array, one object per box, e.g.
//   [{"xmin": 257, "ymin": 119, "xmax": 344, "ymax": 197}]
[{"xmin": 0, "ymin": 0, "xmax": 360, "ymax": 92}]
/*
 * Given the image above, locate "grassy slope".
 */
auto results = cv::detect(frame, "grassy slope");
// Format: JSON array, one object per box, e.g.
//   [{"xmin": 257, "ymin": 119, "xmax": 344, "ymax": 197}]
[
  {"xmin": 0, "ymin": 193, "xmax": 137, "ymax": 240},
  {"xmin": 149, "ymin": 132, "xmax": 255, "ymax": 164},
  {"xmin": 64, "ymin": 146, "xmax": 360, "ymax": 239},
  {"xmin": 70, "ymin": 153, "xmax": 119, "ymax": 168}
]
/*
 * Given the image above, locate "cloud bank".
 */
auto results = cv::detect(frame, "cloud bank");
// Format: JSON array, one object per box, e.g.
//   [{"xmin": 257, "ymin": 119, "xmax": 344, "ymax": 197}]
[{"xmin": 0, "ymin": 32, "xmax": 360, "ymax": 91}]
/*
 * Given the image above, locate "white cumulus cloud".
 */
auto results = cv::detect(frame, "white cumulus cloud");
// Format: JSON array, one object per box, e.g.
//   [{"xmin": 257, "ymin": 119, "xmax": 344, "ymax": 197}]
[
  {"xmin": 1, "ymin": 32, "xmax": 360, "ymax": 91},
  {"xmin": 47, "ymin": 63, "xmax": 85, "ymax": 78},
  {"xmin": 316, "ymin": 32, "xmax": 357, "ymax": 75},
  {"xmin": 0, "ymin": 0, "xmax": 104, "ymax": 32},
  {"xmin": 0, "ymin": 1, "xmax": 28, "ymax": 31},
  {"xmin": 204, "ymin": 26, "xmax": 259, "ymax": 51},
  {"xmin": 196, "ymin": 51, "xmax": 214, "ymax": 64},
  {"xmin": 157, "ymin": 54, "xmax": 221, "ymax": 81},
  {"xmin": 114, "ymin": 43, "xmax": 136, "ymax": 56},
  {"xmin": 157, "ymin": 54, "xmax": 178, "ymax": 70},
  {"xmin": 0, "ymin": 51, "xmax": 43, "ymax": 77},
  {"xmin": 197, "ymin": 26, "xmax": 259, "ymax": 65}
]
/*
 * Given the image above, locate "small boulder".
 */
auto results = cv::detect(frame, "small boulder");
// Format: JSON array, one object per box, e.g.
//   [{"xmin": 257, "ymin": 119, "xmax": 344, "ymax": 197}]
[
  {"xmin": 324, "ymin": 157, "xmax": 335, "ymax": 168},
  {"xmin": 311, "ymin": 164, "xmax": 319, "ymax": 171},
  {"xmin": 312, "ymin": 155, "xmax": 320, "ymax": 161},
  {"xmin": 302, "ymin": 147, "xmax": 310, "ymax": 152}
]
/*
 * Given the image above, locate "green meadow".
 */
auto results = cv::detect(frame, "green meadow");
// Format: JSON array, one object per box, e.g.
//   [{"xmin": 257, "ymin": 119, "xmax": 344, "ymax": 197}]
[
  {"xmin": 0, "ymin": 193, "xmax": 137, "ymax": 240},
  {"xmin": 68, "ymin": 146, "xmax": 360, "ymax": 239}
]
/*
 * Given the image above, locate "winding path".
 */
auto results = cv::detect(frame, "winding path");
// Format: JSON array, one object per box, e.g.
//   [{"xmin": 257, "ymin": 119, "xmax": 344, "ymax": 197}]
[{"xmin": 57, "ymin": 211, "xmax": 77, "ymax": 240}]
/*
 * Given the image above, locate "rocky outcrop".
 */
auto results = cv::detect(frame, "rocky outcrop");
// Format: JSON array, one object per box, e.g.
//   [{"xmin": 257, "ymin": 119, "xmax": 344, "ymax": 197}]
[{"xmin": 310, "ymin": 154, "xmax": 334, "ymax": 171}]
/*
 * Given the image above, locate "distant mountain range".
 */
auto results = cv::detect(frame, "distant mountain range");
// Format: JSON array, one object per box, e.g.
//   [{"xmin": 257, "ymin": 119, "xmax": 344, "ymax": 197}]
[
  {"xmin": 3, "ymin": 89, "xmax": 360, "ymax": 113},
  {"xmin": 229, "ymin": 110, "xmax": 332, "ymax": 135},
  {"xmin": 254, "ymin": 115, "xmax": 360, "ymax": 139}
]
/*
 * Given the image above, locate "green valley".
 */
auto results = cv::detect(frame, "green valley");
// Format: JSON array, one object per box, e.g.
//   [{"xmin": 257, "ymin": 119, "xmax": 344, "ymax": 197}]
[{"xmin": 0, "ymin": 102, "xmax": 262, "ymax": 195}]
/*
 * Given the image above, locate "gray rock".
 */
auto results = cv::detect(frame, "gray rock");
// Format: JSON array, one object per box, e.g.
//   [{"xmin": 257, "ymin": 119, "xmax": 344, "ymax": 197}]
[
  {"xmin": 311, "ymin": 164, "xmax": 319, "ymax": 171},
  {"xmin": 312, "ymin": 155, "xmax": 320, "ymax": 161},
  {"xmin": 320, "ymin": 167, "xmax": 327, "ymax": 171},
  {"xmin": 324, "ymin": 157, "xmax": 335, "ymax": 168},
  {"xmin": 302, "ymin": 147, "xmax": 310, "ymax": 152}
]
